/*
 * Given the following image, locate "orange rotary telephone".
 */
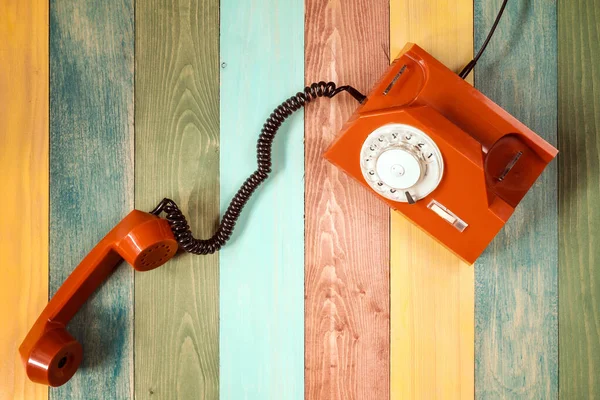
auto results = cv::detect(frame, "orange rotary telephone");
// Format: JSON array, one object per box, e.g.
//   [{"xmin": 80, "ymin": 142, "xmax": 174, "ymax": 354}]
[
  {"xmin": 21, "ymin": 3, "xmax": 556, "ymax": 385},
  {"xmin": 325, "ymin": 43, "xmax": 558, "ymax": 263}
]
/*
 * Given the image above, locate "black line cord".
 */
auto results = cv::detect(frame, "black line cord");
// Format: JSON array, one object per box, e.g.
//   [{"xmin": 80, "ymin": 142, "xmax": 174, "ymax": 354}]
[
  {"xmin": 459, "ymin": 0, "xmax": 509, "ymax": 79},
  {"xmin": 151, "ymin": 82, "xmax": 366, "ymax": 255}
]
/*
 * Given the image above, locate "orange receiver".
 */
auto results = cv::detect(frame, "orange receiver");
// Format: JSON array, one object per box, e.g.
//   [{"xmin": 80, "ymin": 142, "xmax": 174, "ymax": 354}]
[
  {"xmin": 325, "ymin": 43, "xmax": 558, "ymax": 263},
  {"xmin": 19, "ymin": 210, "xmax": 177, "ymax": 387}
]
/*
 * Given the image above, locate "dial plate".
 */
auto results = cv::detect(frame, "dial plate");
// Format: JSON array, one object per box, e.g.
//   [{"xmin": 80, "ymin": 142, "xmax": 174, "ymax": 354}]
[{"xmin": 360, "ymin": 124, "xmax": 444, "ymax": 202}]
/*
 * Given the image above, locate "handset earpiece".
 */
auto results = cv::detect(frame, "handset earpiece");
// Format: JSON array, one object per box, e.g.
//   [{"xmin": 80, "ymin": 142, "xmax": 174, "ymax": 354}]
[{"xmin": 19, "ymin": 210, "xmax": 177, "ymax": 387}]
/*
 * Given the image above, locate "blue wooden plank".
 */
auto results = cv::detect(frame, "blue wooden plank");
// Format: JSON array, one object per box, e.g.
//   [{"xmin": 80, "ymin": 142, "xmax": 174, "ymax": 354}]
[
  {"xmin": 49, "ymin": 0, "xmax": 133, "ymax": 397},
  {"xmin": 219, "ymin": 0, "xmax": 304, "ymax": 398},
  {"xmin": 474, "ymin": 0, "xmax": 558, "ymax": 398}
]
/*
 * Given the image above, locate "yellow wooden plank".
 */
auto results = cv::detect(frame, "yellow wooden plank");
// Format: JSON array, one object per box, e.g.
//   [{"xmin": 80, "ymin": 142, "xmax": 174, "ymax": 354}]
[
  {"xmin": 0, "ymin": 1, "xmax": 49, "ymax": 399},
  {"xmin": 390, "ymin": 1, "xmax": 474, "ymax": 399}
]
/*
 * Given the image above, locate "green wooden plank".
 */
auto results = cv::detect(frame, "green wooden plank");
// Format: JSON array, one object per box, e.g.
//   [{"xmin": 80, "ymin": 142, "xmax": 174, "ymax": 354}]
[
  {"xmin": 134, "ymin": 0, "xmax": 220, "ymax": 398},
  {"xmin": 474, "ymin": 0, "xmax": 558, "ymax": 398},
  {"xmin": 49, "ymin": 0, "xmax": 133, "ymax": 397},
  {"xmin": 219, "ymin": 0, "xmax": 304, "ymax": 398},
  {"xmin": 558, "ymin": 0, "xmax": 600, "ymax": 397}
]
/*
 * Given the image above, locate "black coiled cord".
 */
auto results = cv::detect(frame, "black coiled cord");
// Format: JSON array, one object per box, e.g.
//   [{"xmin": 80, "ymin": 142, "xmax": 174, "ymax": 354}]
[{"xmin": 150, "ymin": 81, "xmax": 366, "ymax": 255}]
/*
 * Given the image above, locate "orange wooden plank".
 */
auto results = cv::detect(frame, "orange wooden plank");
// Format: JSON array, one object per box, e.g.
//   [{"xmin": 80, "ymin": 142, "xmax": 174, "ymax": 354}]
[
  {"xmin": 389, "ymin": 1, "xmax": 474, "ymax": 398},
  {"xmin": 304, "ymin": 1, "xmax": 390, "ymax": 398},
  {"xmin": 0, "ymin": 1, "xmax": 49, "ymax": 399}
]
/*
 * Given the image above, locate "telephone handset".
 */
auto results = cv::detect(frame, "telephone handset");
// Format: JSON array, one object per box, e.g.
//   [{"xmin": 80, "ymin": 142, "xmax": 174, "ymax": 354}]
[
  {"xmin": 21, "ymin": 84, "xmax": 365, "ymax": 387},
  {"xmin": 19, "ymin": 210, "xmax": 177, "ymax": 386}
]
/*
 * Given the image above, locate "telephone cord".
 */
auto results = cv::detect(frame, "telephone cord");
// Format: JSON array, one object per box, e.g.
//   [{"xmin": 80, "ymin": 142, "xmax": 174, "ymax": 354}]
[{"xmin": 150, "ymin": 81, "xmax": 366, "ymax": 255}]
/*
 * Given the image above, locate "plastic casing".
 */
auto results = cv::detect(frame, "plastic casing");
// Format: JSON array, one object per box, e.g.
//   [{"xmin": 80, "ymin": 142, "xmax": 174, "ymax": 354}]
[
  {"xmin": 324, "ymin": 43, "xmax": 558, "ymax": 264},
  {"xmin": 19, "ymin": 210, "xmax": 177, "ymax": 386}
]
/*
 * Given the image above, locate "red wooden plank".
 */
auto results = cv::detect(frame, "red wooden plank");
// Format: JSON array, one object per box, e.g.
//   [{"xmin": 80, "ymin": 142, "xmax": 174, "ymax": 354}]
[{"xmin": 304, "ymin": 1, "xmax": 390, "ymax": 398}]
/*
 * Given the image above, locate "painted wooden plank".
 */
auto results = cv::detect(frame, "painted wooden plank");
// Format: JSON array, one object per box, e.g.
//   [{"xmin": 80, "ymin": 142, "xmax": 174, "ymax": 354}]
[
  {"xmin": 304, "ymin": 1, "xmax": 390, "ymax": 399},
  {"xmin": 474, "ymin": 1, "xmax": 558, "ymax": 398},
  {"xmin": 558, "ymin": 0, "xmax": 600, "ymax": 398},
  {"xmin": 49, "ymin": 0, "xmax": 134, "ymax": 397},
  {"xmin": 219, "ymin": 1, "xmax": 304, "ymax": 398},
  {"xmin": 0, "ymin": 1, "xmax": 48, "ymax": 399},
  {"xmin": 134, "ymin": 0, "xmax": 220, "ymax": 398},
  {"xmin": 389, "ymin": 1, "xmax": 474, "ymax": 399}
]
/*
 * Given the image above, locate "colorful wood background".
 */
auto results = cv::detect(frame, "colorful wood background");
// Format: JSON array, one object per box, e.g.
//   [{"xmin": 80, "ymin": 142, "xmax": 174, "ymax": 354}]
[{"xmin": 1, "ymin": 0, "xmax": 598, "ymax": 399}]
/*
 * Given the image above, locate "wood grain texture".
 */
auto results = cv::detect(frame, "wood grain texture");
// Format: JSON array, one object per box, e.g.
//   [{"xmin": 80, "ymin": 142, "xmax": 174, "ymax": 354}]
[
  {"xmin": 219, "ymin": 0, "xmax": 304, "ymax": 398},
  {"xmin": 134, "ymin": 0, "xmax": 219, "ymax": 398},
  {"xmin": 0, "ymin": 1, "xmax": 48, "ymax": 399},
  {"xmin": 558, "ymin": 0, "xmax": 600, "ymax": 398},
  {"xmin": 474, "ymin": 1, "xmax": 558, "ymax": 398},
  {"xmin": 304, "ymin": 1, "xmax": 390, "ymax": 399},
  {"xmin": 389, "ymin": 1, "xmax": 474, "ymax": 399},
  {"xmin": 49, "ymin": 0, "xmax": 134, "ymax": 397}
]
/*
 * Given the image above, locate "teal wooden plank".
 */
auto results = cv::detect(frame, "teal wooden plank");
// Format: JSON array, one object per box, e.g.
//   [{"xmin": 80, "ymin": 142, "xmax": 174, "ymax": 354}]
[
  {"xmin": 49, "ymin": 0, "xmax": 133, "ymax": 397},
  {"xmin": 474, "ymin": 0, "xmax": 558, "ymax": 398},
  {"xmin": 558, "ymin": 0, "xmax": 600, "ymax": 397},
  {"xmin": 219, "ymin": 0, "xmax": 304, "ymax": 398}
]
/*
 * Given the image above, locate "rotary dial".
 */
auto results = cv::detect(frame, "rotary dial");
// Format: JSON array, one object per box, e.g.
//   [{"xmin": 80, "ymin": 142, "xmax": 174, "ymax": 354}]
[{"xmin": 360, "ymin": 124, "xmax": 444, "ymax": 203}]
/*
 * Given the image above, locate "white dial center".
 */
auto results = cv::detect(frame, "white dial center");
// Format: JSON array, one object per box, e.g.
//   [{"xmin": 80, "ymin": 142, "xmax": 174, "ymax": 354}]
[
  {"xmin": 391, "ymin": 164, "xmax": 405, "ymax": 176},
  {"xmin": 376, "ymin": 149, "xmax": 422, "ymax": 189}
]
